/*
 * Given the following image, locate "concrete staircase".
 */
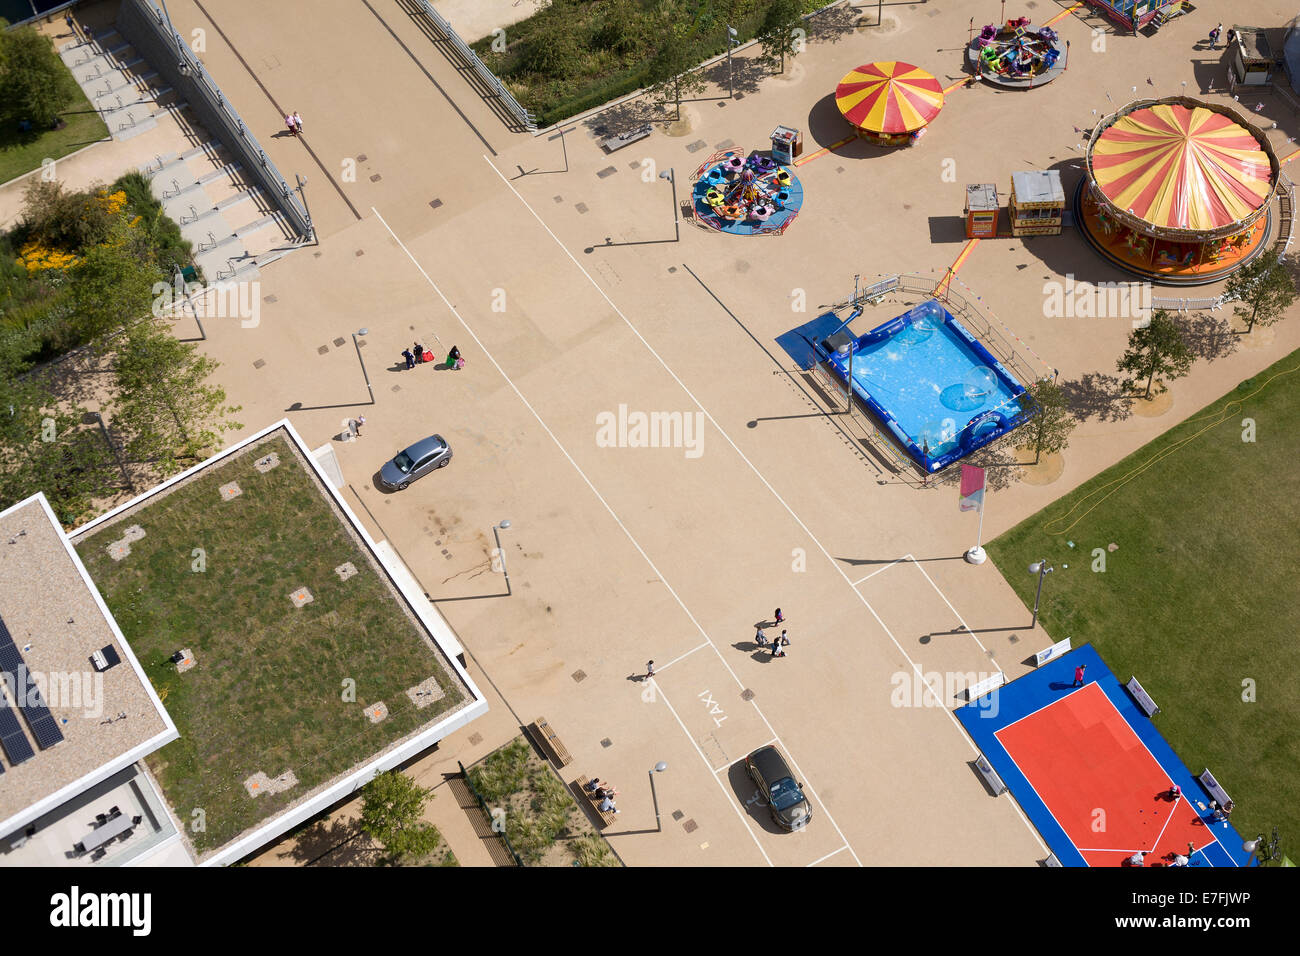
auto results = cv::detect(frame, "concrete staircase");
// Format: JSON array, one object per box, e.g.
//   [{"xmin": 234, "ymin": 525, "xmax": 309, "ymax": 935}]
[{"xmin": 59, "ymin": 31, "xmax": 298, "ymax": 283}]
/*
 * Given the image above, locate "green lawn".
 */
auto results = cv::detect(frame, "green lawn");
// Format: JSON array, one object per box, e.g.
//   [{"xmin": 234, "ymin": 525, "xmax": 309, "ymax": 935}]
[
  {"xmin": 474, "ymin": 0, "xmax": 828, "ymax": 127},
  {"xmin": 988, "ymin": 350, "xmax": 1300, "ymax": 860},
  {"xmin": 0, "ymin": 84, "xmax": 109, "ymax": 185},
  {"xmin": 73, "ymin": 432, "xmax": 467, "ymax": 856}
]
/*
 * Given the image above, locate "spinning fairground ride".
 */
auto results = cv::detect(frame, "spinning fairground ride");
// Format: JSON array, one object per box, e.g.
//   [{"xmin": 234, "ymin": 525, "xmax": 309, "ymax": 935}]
[{"xmin": 689, "ymin": 150, "xmax": 804, "ymax": 236}]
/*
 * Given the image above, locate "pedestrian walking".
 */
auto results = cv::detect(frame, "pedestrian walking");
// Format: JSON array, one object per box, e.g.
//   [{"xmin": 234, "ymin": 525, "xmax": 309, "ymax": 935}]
[
  {"xmin": 447, "ymin": 345, "xmax": 464, "ymax": 370},
  {"xmin": 1226, "ymin": 28, "xmax": 1237, "ymax": 48},
  {"xmin": 293, "ymin": 112, "xmax": 303, "ymax": 135},
  {"xmin": 1209, "ymin": 24, "xmax": 1221, "ymax": 49},
  {"xmin": 286, "ymin": 113, "xmax": 297, "ymax": 137},
  {"xmin": 1072, "ymin": 664, "xmax": 1086, "ymax": 687},
  {"xmin": 755, "ymin": 626, "xmax": 768, "ymax": 647},
  {"xmin": 84, "ymin": 25, "xmax": 94, "ymax": 46},
  {"xmin": 65, "ymin": 13, "xmax": 77, "ymax": 38},
  {"xmin": 413, "ymin": 341, "xmax": 425, "ymax": 363},
  {"xmin": 401, "ymin": 348, "xmax": 415, "ymax": 370},
  {"xmin": 645, "ymin": 660, "xmax": 655, "ymax": 680},
  {"xmin": 772, "ymin": 630, "xmax": 789, "ymax": 658},
  {"xmin": 774, "ymin": 607, "xmax": 784, "ymax": 625},
  {"xmin": 352, "ymin": 415, "xmax": 366, "ymax": 437}
]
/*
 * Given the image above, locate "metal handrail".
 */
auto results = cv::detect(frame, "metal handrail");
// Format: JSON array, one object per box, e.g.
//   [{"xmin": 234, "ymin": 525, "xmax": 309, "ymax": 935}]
[{"xmin": 415, "ymin": 0, "xmax": 536, "ymax": 131}]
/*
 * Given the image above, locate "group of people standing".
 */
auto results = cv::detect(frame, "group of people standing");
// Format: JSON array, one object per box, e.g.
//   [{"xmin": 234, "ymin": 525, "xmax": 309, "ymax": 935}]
[
  {"xmin": 401, "ymin": 343, "xmax": 463, "ymax": 370},
  {"xmin": 755, "ymin": 608, "xmax": 790, "ymax": 658},
  {"xmin": 285, "ymin": 112, "xmax": 304, "ymax": 136}
]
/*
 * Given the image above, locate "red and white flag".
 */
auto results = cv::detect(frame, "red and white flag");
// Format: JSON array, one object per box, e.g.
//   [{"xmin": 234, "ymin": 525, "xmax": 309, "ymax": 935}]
[{"xmin": 959, "ymin": 465, "xmax": 985, "ymax": 512}]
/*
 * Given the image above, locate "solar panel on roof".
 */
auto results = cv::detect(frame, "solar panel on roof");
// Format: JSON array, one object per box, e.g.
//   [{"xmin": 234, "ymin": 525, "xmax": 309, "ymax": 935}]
[
  {"xmin": 0, "ymin": 615, "xmax": 65, "ymax": 749},
  {"xmin": 0, "ymin": 700, "xmax": 35, "ymax": 766}
]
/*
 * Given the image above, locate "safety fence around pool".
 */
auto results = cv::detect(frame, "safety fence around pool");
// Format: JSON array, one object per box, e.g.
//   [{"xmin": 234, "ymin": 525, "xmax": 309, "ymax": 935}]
[{"xmin": 814, "ymin": 272, "xmax": 1057, "ymax": 486}]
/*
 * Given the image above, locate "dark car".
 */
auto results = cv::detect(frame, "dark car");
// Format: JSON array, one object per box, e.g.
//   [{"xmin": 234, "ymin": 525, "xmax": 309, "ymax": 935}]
[
  {"xmin": 378, "ymin": 434, "xmax": 452, "ymax": 490},
  {"xmin": 745, "ymin": 745, "xmax": 812, "ymax": 831}
]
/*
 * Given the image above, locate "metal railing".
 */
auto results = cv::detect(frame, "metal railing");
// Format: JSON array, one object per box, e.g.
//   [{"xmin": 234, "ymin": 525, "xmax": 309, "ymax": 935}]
[
  {"xmin": 457, "ymin": 760, "xmax": 524, "ymax": 867},
  {"xmin": 116, "ymin": 0, "xmax": 312, "ymax": 240},
  {"xmin": 415, "ymin": 0, "xmax": 535, "ymax": 131}
]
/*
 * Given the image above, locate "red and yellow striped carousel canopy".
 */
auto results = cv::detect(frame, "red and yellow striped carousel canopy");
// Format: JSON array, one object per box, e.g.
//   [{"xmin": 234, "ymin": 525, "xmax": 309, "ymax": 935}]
[
  {"xmin": 835, "ymin": 61, "xmax": 945, "ymax": 135},
  {"xmin": 1090, "ymin": 102, "xmax": 1274, "ymax": 231}
]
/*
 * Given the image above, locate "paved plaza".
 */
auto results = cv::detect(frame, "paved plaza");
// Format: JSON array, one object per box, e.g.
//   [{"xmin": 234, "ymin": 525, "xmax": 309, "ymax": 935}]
[{"xmin": 13, "ymin": 0, "xmax": 1299, "ymax": 867}]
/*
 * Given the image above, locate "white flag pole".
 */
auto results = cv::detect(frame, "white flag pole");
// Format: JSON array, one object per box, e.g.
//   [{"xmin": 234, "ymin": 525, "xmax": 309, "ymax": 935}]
[{"xmin": 965, "ymin": 487, "xmax": 988, "ymax": 564}]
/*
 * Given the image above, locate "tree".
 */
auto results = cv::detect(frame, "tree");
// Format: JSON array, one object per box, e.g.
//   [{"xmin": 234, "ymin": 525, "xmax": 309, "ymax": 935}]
[
  {"xmin": 109, "ymin": 320, "xmax": 241, "ymax": 474},
  {"xmin": 66, "ymin": 236, "xmax": 162, "ymax": 345},
  {"xmin": 1223, "ymin": 248, "xmax": 1297, "ymax": 333},
  {"xmin": 1019, "ymin": 378, "xmax": 1075, "ymax": 464},
  {"xmin": 757, "ymin": 0, "xmax": 805, "ymax": 74},
  {"xmin": 20, "ymin": 180, "xmax": 117, "ymax": 254},
  {"xmin": 0, "ymin": 24, "xmax": 79, "ymax": 129},
  {"xmin": 358, "ymin": 771, "xmax": 442, "ymax": 863},
  {"xmin": 646, "ymin": 32, "xmax": 708, "ymax": 120},
  {"xmin": 1116, "ymin": 309, "xmax": 1194, "ymax": 399},
  {"xmin": 0, "ymin": 369, "xmax": 113, "ymax": 524}
]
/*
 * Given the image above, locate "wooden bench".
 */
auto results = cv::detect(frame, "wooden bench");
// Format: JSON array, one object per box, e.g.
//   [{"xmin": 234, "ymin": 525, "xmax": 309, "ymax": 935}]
[
  {"xmin": 529, "ymin": 716, "xmax": 572, "ymax": 768},
  {"xmin": 599, "ymin": 123, "xmax": 652, "ymax": 153},
  {"xmin": 574, "ymin": 775, "xmax": 619, "ymax": 828}
]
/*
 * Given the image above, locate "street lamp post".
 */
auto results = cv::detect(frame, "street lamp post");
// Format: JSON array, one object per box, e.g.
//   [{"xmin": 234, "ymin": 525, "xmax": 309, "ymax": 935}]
[
  {"xmin": 1028, "ymin": 560, "xmax": 1054, "ymax": 628},
  {"xmin": 658, "ymin": 168, "xmax": 680, "ymax": 242},
  {"xmin": 351, "ymin": 328, "xmax": 374, "ymax": 404},
  {"xmin": 649, "ymin": 762, "xmax": 668, "ymax": 832},
  {"xmin": 837, "ymin": 342, "xmax": 854, "ymax": 415},
  {"xmin": 726, "ymin": 25, "xmax": 738, "ymax": 98},
  {"xmin": 492, "ymin": 520, "xmax": 512, "ymax": 596}
]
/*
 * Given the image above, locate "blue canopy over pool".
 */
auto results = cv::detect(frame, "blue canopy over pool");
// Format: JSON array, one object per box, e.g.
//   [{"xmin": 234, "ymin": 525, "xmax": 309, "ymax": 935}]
[{"xmin": 822, "ymin": 300, "xmax": 1034, "ymax": 472}]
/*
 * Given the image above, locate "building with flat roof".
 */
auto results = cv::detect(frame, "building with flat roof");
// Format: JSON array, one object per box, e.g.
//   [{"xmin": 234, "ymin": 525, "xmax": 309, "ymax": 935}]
[{"xmin": 1, "ymin": 420, "xmax": 487, "ymax": 865}]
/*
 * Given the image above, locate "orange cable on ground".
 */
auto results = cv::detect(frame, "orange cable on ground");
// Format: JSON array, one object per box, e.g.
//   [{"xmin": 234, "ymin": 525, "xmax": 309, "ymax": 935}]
[
  {"xmin": 794, "ymin": 134, "xmax": 856, "ymax": 167},
  {"xmin": 1042, "ymin": 2, "xmax": 1085, "ymax": 28},
  {"xmin": 941, "ymin": 77, "xmax": 976, "ymax": 95},
  {"xmin": 1281, "ymin": 147, "xmax": 1300, "ymax": 165},
  {"xmin": 935, "ymin": 238, "xmax": 981, "ymax": 298}
]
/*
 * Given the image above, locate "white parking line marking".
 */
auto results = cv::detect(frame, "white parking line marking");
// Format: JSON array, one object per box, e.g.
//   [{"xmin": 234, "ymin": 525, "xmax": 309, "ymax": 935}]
[
  {"xmin": 807, "ymin": 845, "xmax": 851, "ymax": 867},
  {"xmin": 659, "ymin": 641, "xmax": 710, "ymax": 672},
  {"xmin": 850, "ymin": 559, "xmax": 906, "ymax": 585},
  {"xmin": 713, "ymin": 738, "xmax": 778, "ymax": 773},
  {"xmin": 906, "ymin": 554, "xmax": 992, "ymax": 656},
  {"xmin": 484, "ymin": 162, "xmax": 1047, "ymax": 860},
  {"xmin": 652, "ymin": 681, "xmax": 774, "ymax": 866}
]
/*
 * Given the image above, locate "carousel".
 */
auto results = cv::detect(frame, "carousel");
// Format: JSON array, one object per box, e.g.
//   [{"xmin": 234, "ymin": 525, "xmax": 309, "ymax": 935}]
[
  {"xmin": 968, "ymin": 17, "xmax": 1067, "ymax": 89},
  {"xmin": 1076, "ymin": 97, "xmax": 1280, "ymax": 285},
  {"xmin": 834, "ymin": 61, "xmax": 945, "ymax": 146}
]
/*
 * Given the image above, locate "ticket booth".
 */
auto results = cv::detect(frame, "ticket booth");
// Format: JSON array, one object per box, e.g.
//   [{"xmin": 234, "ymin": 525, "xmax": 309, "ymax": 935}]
[
  {"xmin": 964, "ymin": 183, "xmax": 1000, "ymax": 238},
  {"xmin": 770, "ymin": 126, "xmax": 803, "ymax": 165},
  {"xmin": 1009, "ymin": 170, "xmax": 1065, "ymax": 237}
]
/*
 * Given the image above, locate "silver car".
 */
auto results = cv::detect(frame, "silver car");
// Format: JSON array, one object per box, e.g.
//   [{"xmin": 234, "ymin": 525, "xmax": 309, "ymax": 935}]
[{"xmin": 378, "ymin": 434, "xmax": 452, "ymax": 490}]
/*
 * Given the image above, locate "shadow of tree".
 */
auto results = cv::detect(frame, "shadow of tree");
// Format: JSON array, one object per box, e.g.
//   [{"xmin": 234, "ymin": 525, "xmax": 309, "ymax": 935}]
[
  {"xmin": 807, "ymin": 3, "xmax": 863, "ymax": 44},
  {"xmin": 282, "ymin": 816, "xmax": 372, "ymax": 866},
  {"xmin": 1059, "ymin": 372, "xmax": 1134, "ymax": 423},
  {"xmin": 580, "ymin": 94, "xmax": 670, "ymax": 140},
  {"xmin": 1173, "ymin": 310, "xmax": 1240, "ymax": 362},
  {"xmin": 928, "ymin": 436, "xmax": 1024, "ymax": 491},
  {"xmin": 699, "ymin": 53, "xmax": 771, "ymax": 98}
]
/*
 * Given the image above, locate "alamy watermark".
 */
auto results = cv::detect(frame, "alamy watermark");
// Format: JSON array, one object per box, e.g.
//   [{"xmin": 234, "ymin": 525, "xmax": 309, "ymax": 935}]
[
  {"xmin": 1, "ymin": 665, "xmax": 103, "ymax": 718},
  {"xmin": 1043, "ymin": 274, "xmax": 1152, "ymax": 326},
  {"xmin": 152, "ymin": 275, "xmax": 260, "ymax": 328},
  {"xmin": 596, "ymin": 405, "xmax": 704, "ymax": 459}
]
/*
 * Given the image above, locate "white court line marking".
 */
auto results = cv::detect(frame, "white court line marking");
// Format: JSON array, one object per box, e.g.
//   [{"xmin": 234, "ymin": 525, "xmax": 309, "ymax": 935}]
[
  {"xmin": 994, "ymin": 683, "xmax": 1234, "ymax": 866},
  {"xmin": 482, "ymin": 159, "xmax": 1048, "ymax": 860},
  {"xmin": 905, "ymin": 554, "xmax": 992, "ymax": 657},
  {"xmin": 807, "ymin": 845, "xmax": 851, "ymax": 867},
  {"xmin": 374, "ymin": 206, "xmax": 777, "ymax": 863},
  {"xmin": 659, "ymin": 641, "xmax": 710, "ymax": 671},
  {"xmin": 850, "ymin": 558, "xmax": 905, "ymax": 585}
]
